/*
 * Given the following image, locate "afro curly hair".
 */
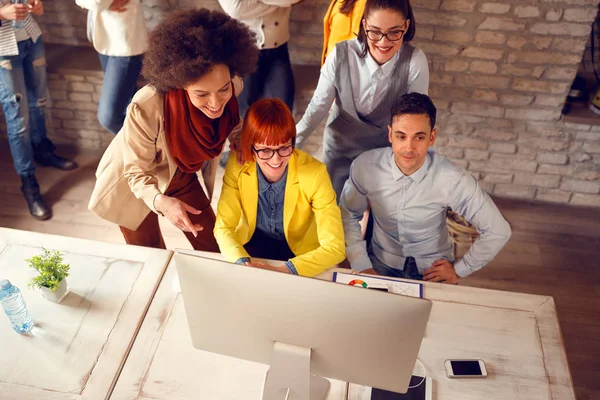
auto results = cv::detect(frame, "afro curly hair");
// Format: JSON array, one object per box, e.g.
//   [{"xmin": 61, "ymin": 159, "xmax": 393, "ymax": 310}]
[{"xmin": 142, "ymin": 8, "xmax": 259, "ymax": 93}]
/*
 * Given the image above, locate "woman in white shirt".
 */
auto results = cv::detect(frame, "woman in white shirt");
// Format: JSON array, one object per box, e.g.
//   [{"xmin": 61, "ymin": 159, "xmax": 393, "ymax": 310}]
[
  {"xmin": 296, "ymin": 0, "xmax": 429, "ymax": 199},
  {"xmin": 75, "ymin": 0, "xmax": 147, "ymax": 134}
]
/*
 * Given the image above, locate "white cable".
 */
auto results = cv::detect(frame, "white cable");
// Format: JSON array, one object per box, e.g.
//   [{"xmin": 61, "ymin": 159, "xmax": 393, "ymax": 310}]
[{"xmin": 407, "ymin": 358, "xmax": 427, "ymax": 389}]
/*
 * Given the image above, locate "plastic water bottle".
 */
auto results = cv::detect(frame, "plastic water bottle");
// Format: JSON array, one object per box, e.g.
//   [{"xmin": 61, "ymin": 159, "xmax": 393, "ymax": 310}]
[
  {"xmin": 12, "ymin": 0, "xmax": 28, "ymax": 29},
  {"xmin": 0, "ymin": 279, "xmax": 34, "ymax": 334}
]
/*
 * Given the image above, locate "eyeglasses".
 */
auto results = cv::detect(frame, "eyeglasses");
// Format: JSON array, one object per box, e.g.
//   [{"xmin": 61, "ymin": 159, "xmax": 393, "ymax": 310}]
[
  {"xmin": 252, "ymin": 145, "xmax": 294, "ymax": 160},
  {"xmin": 365, "ymin": 29, "xmax": 406, "ymax": 42}
]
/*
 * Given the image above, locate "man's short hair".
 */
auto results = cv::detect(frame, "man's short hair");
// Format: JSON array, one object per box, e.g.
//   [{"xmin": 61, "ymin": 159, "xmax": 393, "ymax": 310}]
[{"xmin": 390, "ymin": 93, "xmax": 437, "ymax": 131}]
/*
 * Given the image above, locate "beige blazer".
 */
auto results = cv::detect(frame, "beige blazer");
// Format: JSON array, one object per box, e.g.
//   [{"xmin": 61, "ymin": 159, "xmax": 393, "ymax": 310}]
[{"xmin": 88, "ymin": 79, "xmax": 243, "ymax": 231}]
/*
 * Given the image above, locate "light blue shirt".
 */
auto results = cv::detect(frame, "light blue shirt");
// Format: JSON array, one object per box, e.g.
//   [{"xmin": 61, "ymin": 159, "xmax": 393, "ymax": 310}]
[
  {"xmin": 235, "ymin": 166, "xmax": 298, "ymax": 275},
  {"xmin": 340, "ymin": 148, "xmax": 511, "ymax": 277},
  {"xmin": 256, "ymin": 165, "xmax": 287, "ymax": 241}
]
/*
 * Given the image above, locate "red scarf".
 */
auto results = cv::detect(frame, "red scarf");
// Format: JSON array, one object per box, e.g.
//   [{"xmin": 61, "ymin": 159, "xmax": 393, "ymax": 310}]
[{"xmin": 163, "ymin": 88, "xmax": 240, "ymax": 173}]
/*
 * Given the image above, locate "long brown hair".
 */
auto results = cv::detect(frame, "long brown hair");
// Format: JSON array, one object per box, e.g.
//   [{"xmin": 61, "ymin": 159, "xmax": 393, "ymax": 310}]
[
  {"xmin": 339, "ymin": 0, "xmax": 359, "ymax": 15},
  {"xmin": 357, "ymin": 0, "xmax": 416, "ymax": 58}
]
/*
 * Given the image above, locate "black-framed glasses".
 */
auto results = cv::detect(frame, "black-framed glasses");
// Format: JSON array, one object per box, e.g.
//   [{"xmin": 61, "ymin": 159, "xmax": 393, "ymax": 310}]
[
  {"xmin": 365, "ymin": 29, "xmax": 406, "ymax": 42},
  {"xmin": 252, "ymin": 145, "xmax": 294, "ymax": 160}
]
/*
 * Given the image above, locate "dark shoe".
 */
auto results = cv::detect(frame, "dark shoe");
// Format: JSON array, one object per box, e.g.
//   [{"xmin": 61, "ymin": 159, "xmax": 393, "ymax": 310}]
[
  {"xmin": 34, "ymin": 152, "xmax": 78, "ymax": 171},
  {"xmin": 20, "ymin": 174, "xmax": 52, "ymax": 220}
]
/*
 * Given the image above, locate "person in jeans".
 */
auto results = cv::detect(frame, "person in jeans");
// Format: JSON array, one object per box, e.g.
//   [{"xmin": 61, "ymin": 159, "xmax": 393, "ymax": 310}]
[
  {"xmin": 340, "ymin": 93, "xmax": 511, "ymax": 284},
  {"xmin": 75, "ymin": 0, "xmax": 147, "ymax": 134},
  {"xmin": 0, "ymin": 1, "xmax": 77, "ymax": 220},
  {"xmin": 215, "ymin": 99, "xmax": 345, "ymax": 277},
  {"xmin": 217, "ymin": 0, "xmax": 300, "ymax": 167},
  {"xmin": 218, "ymin": 0, "xmax": 298, "ymax": 116}
]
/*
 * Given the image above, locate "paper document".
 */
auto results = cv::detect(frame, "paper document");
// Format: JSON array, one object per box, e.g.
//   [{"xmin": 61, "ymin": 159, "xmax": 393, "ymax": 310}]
[{"xmin": 332, "ymin": 272, "xmax": 423, "ymax": 298}]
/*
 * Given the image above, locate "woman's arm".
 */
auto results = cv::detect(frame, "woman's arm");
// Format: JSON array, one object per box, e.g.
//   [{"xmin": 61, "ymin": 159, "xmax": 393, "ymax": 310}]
[
  {"xmin": 288, "ymin": 165, "xmax": 346, "ymax": 277},
  {"xmin": 121, "ymin": 101, "xmax": 164, "ymax": 214},
  {"xmin": 295, "ymin": 47, "xmax": 338, "ymax": 149},
  {"xmin": 214, "ymin": 153, "xmax": 251, "ymax": 261},
  {"xmin": 407, "ymin": 48, "xmax": 429, "ymax": 95}
]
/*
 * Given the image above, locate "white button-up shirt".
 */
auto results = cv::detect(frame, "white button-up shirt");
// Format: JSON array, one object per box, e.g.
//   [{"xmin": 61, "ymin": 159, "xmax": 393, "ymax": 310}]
[{"xmin": 76, "ymin": 0, "xmax": 147, "ymax": 57}]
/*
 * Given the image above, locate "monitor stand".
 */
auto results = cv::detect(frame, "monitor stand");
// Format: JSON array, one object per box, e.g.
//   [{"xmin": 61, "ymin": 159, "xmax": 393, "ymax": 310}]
[{"xmin": 262, "ymin": 342, "xmax": 330, "ymax": 400}]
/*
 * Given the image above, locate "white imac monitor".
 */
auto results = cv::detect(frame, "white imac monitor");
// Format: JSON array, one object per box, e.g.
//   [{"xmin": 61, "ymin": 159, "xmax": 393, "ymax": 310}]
[{"xmin": 175, "ymin": 251, "xmax": 432, "ymax": 400}]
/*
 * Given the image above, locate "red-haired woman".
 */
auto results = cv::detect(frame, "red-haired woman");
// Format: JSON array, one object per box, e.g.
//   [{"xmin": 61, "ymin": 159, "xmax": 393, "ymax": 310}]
[{"xmin": 214, "ymin": 99, "xmax": 345, "ymax": 277}]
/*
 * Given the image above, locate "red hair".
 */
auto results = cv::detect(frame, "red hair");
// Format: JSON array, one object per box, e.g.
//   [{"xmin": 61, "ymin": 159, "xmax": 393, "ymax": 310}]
[{"xmin": 240, "ymin": 99, "xmax": 296, "ymax": 163}]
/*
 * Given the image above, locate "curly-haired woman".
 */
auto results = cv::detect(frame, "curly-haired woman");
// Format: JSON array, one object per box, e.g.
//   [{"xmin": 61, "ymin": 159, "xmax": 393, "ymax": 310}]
[{"xmin": 89, "ymin": 9, "xmax": 259, "ymax": 251}]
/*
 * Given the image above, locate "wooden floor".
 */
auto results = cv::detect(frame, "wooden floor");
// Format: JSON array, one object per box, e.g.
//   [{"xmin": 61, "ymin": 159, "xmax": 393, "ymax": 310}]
[{"xmin": 0, "ymin": 141, "xmax": 599, "ymax": 400}]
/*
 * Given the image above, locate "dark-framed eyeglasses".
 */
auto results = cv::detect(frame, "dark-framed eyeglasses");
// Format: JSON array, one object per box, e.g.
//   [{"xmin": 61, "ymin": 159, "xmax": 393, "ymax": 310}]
[
  {"xmin": 365, "ymin": 29, "xmax": 406, "ymax": 42},
  {"xmin": 252, "ymin": 144, "xmax": 295, "ymax": 160}
]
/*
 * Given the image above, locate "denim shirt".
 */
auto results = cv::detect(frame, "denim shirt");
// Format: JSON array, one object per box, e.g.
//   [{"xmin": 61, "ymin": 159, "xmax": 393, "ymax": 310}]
[
  {"xmin": 256, "ymin": 165, "xmax": 287, "ymax": 241},
  {"xmin": 236, "ymin": 166, "xmax": 298, "ymax": 275}
]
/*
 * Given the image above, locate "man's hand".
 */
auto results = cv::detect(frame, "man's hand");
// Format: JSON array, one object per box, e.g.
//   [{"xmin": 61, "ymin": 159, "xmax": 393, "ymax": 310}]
[
  {"xmin": 423, "ymin": 259, "xmax": 459, "ymax": 284},
  {"xmin": 0, "ymin": 4, "xmax": 29, "ymax": 20},
  {"xmin": 108, "ymin": 0, "xmax": 129, "ymax": 12},
  {"xmin": 154, "ymin": 194, "xmax": 203, "ymax": 237},
  {"xmin": 29, "ymin": 0, "xmax": 43, "ymax": 16},
  {"xmin": 245, "ymin": 261, "xmax": 291, "ymax": 274}
]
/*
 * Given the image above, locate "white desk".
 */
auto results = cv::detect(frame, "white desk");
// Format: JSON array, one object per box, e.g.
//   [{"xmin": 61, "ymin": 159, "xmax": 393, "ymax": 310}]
[
  {"xmin": 114, "ymin": 251, "xmax": 575, "ymax": 400},
  {"xmin": 0, "ymin": 228, "xmax": 171, "ymax": 400},
  {"xmin": 329, "ymin": 275, "xmax": 575, "ymax": 400},
  {"xmin": 0, "ymin": 233, "xmax": 574, "ymax": 400}
]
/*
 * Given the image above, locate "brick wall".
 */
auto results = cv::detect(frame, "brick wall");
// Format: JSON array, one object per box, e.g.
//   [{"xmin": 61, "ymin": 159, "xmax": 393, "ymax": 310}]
[
  {"xmin": 406, "ymin": 0, "xmax": 600, "ymax": 207},
  {"xmin": 8, "ymin": 0, "xmax": 600, "ymax": 206}
]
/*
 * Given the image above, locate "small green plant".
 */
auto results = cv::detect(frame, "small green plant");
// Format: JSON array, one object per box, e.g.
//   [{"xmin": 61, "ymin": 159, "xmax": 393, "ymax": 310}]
[{"xmin": 27, "ymin": 249, "xmax": 70, "ymax": 292}]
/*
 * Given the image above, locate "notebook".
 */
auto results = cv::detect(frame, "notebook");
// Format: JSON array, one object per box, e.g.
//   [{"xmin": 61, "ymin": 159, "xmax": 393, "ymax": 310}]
[
  {"xmin": 348, "ymin": 376, "xmax": 432, "ymax": 400},
  {"xmin": 332, "ymin": 272, "xmax": 423, "ymax": 298}
]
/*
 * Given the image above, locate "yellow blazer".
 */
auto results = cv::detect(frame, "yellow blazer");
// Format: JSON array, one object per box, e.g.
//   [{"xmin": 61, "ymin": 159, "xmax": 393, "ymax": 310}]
[
  {"xmin": 322, "ymin": 0, "xmax": 367, "ymax": 65},
  {"xmin": 214, "ymin": 149, "xmax": 346, "ymax": 277}
]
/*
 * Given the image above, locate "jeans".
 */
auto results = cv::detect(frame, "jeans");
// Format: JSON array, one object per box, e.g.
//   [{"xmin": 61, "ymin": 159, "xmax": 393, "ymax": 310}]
[
  {"xmin": 97, "ymin": 53, "xmax": 143, "ymax": 134},
  {"xmin": 0, "ymin": 38, "xmax": 51, "ymax": 177},
  {"xmin": 237, "ymin": 42, "xmax": 295, "ymax": 117},
  {"xmin": 370, "ymin": 254, "xmax": 424, "ymax": 281}
]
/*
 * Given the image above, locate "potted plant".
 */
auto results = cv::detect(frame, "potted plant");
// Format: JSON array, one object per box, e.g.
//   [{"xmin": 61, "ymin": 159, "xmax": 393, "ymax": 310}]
[{"xmin": 27, "ymin": 249, "xmax": 70, "ymax": 303}]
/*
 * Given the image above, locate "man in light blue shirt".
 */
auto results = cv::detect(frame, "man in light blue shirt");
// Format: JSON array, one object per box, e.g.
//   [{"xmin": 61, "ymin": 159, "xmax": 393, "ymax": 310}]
[{"xmin": 340, "ymin": 93, "xmax": 511, "ymax": 284}]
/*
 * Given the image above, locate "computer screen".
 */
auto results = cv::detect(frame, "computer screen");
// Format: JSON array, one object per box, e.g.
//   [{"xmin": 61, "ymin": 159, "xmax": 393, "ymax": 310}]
[{"xmin": 175, "ymin": 251, "xmax": 432, "ymax": 399}]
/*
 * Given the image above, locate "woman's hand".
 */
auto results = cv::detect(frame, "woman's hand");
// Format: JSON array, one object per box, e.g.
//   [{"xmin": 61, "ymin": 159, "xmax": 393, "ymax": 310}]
[
  {"xmin": 0, "ymin": 4, "xmax": 29, "ymax": 20},
  {"xmin": 29, "ymin": 0, "xmax": 43, "ymax": 16},
  {"xmin": 245, "ymin": 261, "xmax": 291, "ymax": 274},
  {"xmin": 154, "ymin": 194, "xmax": 203, "ymax": 237}
]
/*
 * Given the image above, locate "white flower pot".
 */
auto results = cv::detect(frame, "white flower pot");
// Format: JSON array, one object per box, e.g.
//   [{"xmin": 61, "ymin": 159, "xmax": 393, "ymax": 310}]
[{"xmin": 40, "ymin": 279, "xmax": 69, "ymax": 303}]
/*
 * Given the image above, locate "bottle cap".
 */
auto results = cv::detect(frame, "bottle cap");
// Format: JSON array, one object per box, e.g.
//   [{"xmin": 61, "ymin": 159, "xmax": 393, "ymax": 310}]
[{"xmin": 0, "ymin": 279, "xmax": 12, "ymax": 291}]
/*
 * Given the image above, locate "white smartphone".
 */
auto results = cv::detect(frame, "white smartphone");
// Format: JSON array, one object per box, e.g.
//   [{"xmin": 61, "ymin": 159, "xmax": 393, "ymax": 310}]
[{"xmin": 444, "ymin": 359, "xmax": 487, "ymax": 379}]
